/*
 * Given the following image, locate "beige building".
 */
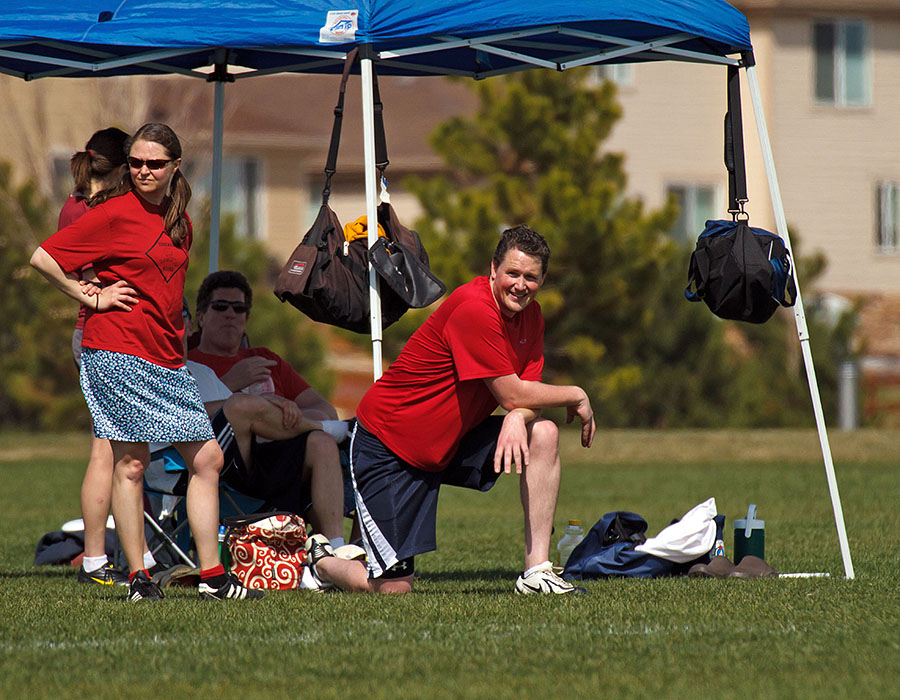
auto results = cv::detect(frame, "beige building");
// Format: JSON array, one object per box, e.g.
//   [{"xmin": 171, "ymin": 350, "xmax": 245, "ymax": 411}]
[{"xmin": 599, "ymin": 0, "xmax": 900, "ymax": 416}]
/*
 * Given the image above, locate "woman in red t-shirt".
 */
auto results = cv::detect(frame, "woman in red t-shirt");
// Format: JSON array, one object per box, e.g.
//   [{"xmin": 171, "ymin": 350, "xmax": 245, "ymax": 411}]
[
  {"xmin": 31, "ymin": 123, "xmax": 262, "ymax": 602},
  {"xmin": 57, "ymin": 127, "xmax": 134, "ymax": 587}
]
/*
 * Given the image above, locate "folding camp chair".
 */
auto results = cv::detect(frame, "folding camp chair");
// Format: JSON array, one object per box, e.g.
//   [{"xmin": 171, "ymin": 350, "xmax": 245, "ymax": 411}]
[{"xmin": 143, "ymin": 446, "xmax": 265, "ymax": 569}]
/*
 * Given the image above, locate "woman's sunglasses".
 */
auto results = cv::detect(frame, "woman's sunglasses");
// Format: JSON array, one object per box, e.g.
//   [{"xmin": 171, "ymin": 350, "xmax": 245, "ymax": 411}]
[
  {"xmin": 209, "ymin": 300, "xmax": 250, "ymax": 314},
  {"xmin": 127, "ymin": 157, "xmax": 173, "ymax": 171}
]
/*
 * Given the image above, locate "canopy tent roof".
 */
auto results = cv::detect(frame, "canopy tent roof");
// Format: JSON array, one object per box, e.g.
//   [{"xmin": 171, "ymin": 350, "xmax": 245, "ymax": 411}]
[{"xmin": 0, "ymin": 1, "xmax": 752, "ymax": 81}]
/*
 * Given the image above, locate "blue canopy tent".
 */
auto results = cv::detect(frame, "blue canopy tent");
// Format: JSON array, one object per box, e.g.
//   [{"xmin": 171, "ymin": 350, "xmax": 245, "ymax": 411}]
[{"xmin": 0, "ymin": 1, "xmax": 854, "ymax": 577}]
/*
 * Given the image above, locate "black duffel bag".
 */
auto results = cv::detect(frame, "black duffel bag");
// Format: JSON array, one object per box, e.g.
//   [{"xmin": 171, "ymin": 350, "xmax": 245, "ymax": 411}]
[
  {"xmin": 684, "ymin": 65, "xmax": 796, "ymax": 324},
  {"xmin": 685, "ymin": 218, "xmax": 796, "ymax": 324}
]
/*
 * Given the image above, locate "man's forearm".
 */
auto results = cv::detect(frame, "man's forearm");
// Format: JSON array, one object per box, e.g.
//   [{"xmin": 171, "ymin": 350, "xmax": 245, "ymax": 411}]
[
  {"xmin": 508, "ymin": 407, "xmax": 541, "ymax": 424},
  {"xmin": 487, "ymin": 375, "xmax": 587, "ymax": 412}
]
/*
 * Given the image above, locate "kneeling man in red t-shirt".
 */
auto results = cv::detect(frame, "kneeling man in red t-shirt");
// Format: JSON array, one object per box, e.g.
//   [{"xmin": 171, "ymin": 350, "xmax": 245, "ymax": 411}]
[{"xmin": 307, "ymin": 225, "xmax": 595, "ymax": 595}]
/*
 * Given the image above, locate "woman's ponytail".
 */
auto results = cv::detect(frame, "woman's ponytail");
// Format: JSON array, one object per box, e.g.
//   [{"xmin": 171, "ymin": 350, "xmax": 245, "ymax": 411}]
[
  {"xmin": 165, "ymin": 169, "xmax": 192, "ymax": 247},
  {"xmin": 69, "ymin": 150, "xmax": 93, "ymax": 196},
  {"xmin": 69, "ymin": 127, "xmax": 128, "ymax": 205}
]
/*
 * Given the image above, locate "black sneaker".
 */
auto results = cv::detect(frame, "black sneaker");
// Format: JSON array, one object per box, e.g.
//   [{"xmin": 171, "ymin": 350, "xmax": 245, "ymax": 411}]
[
  {"xmin": 128, "ymin": 570, "xmax": 164, "ymax": 602},
  {"xmin": 78, "ymin": 562, "xmax": 129, "ymax": 587},
  {"xmin": 302, "ymin": 534, "xmax": 337, "ymax": 591},
  {"xmin": 305, "ymin": 533, "xmax": 335, "ymax": 566},
  {"xmin": 198, "ymin": 572, "xmax": 265, "ymax": 601}
]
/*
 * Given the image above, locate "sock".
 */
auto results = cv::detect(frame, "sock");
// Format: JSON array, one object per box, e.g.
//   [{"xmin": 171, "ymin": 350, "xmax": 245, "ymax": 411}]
[
  {"xmin": 523, "ymin": 561, "xmax": 552, "ymax": 578},
  {"xmin": 201, "ymin": 564, "xmax": 227, "ymax": 587},
  {"xmin": 128, "ymin": 568, "xmax": 150, "ymax": 583},
  {"xmin": 143, "ymin": 551, "xmax": 157, "ymax": 569},
  {"xmin": 82, "ymin": 555, "xmax": 108, "ymax": 572},
  {"xmin": 329, "ymin": 537, "xmax": 346, "ymax": 549},
  {"xmin": 320, "ymin": 420, "xmax": 349, "ymax": 442}
]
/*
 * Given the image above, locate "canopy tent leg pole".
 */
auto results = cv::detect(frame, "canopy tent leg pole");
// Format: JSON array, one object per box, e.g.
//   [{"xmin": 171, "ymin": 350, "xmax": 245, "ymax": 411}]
[
  {"xmin": 745, "ymin": 64, "xmax": 854, "ymax": 579},
  {"xmin": 208, "ymin": 76, "xmax": 226, "ymax": 273},
  {"xmin": 361, "ymin": 52, "xmax": 383, "ymax": 379}
]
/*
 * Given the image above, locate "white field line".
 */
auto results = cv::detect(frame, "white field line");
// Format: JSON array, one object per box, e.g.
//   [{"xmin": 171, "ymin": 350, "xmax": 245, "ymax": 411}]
[
  {"xmin": 0, "ymin": 630, "xmax": 323, "ymax": 654},
  {"xmin": 0, "ymin": 621, "xmax": 806, "ymax": 654}
]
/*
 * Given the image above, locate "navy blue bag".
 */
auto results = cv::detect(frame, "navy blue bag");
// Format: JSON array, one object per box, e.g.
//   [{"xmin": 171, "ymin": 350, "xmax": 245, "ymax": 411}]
[{"xmin": 562, "ymin": 511, "xmax": 676, "ymax": 580}]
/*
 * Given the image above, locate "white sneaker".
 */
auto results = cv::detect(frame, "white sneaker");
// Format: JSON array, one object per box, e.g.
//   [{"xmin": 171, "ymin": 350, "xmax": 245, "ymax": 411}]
[
  {"xmin": 515, "ymin": 561, "xmax": 587, "ymax": 595},
  {"xmin": 299, "ymin": 564, "xmax": 334, "ymax": 591},
  {"xmin": 333, "ymin": 543, "xmax": 367, "ymax": 562}
]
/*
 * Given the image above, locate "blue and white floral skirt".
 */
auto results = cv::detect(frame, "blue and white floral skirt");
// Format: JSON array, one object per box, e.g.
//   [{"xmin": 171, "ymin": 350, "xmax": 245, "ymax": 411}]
[{"xmin": 80, "ymin": 348, "xmax": 214, "ymax": 443}]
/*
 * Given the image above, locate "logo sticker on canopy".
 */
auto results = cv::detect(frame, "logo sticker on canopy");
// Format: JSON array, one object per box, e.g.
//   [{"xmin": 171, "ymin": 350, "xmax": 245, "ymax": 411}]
[{"xmin": 319, "ymin": 9, "xmax": 359, "ymax": 43}]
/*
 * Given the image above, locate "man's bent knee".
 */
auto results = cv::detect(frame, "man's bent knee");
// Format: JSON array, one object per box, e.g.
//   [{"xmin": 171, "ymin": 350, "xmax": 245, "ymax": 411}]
[
  {"xmin": 222, "ymin": 393, "xmax": 266, "ymax": 430},
  {"xmin": 370, "ymin": 557, "xmax": 414, "ymax": 594},
  {"xmin": 371, "ymin": 574, "xmax": 414, "ymax": 594},
  {"xmin": 528, "ymin": 418, "xmax": 559, "ymax": 449},
  {"xmin": 307, "ymin": 429, "xmax": 338, "ymax": 454}
]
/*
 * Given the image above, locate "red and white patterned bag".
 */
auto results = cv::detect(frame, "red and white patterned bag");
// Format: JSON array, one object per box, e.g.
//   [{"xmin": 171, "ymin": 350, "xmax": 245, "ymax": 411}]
[{"xmin": 224, "ymin": 511, "xmax": 308, "ymax": 590}]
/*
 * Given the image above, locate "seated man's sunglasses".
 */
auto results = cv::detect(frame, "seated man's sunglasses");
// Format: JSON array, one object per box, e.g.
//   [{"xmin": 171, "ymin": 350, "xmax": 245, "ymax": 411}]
[
  {"xmin": 127, "ymin": 156, "xmax": 173, "ymax": 170},
  {"xmin": 209, "ymin": 300, "xmax": 250, "ymax": 314}
]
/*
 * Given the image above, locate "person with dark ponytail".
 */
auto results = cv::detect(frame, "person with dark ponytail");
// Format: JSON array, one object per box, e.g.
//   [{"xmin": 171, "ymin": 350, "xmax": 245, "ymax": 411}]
[
  {"xmin": 56, "ymin": 127, "xmax": 137, "ymax": 588},
  {"xmin": 62, "ymin": 127, "xmax": 129, "ymax": 362},
  {"xmin": 61, "ymin": 127, "xmax": 128, "ymax": 223},
  {"xmin": 32, "ymin": 123, "xmax": 263, "ymax": 602}
]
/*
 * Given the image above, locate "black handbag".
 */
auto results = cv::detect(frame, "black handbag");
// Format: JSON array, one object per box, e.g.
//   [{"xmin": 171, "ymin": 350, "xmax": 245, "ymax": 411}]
[
  {"xmin": 685, "ymin": 65, "xmax": 796, "ymax": 324},
  {"xmin": 274, "ymin": 50, "xmax": 445, "ymax": 333}
]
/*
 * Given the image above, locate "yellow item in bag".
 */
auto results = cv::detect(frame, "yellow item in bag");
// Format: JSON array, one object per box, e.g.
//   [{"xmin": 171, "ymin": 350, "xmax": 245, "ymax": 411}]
[{"xmin": 343, "ymin": 216, "xmax": 386, "ymax": 243}]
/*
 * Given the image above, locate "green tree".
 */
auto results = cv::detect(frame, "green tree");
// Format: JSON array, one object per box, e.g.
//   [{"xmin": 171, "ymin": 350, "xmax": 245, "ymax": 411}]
[{"xmin": 1, "ymin": 163, "xmax": 87, "ymax": 430}]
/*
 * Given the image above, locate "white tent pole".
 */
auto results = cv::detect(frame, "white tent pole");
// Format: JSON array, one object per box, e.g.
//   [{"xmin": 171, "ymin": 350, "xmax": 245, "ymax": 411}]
[
  {"xmin": 745, "ymin": 64, "xmax": 854, "ymax": 579},
  {"xmin": 208, "ymin": 76, "xmax": 225, "ymax": 274},
  {"xmin": 361, "ymin": 53, "xmax": 383, "ymax": 379}
]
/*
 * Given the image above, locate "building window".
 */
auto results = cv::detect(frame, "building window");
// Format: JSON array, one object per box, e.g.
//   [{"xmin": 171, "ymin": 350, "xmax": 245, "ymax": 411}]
[
  {"xmin": 876, "ymin": 182, "xmax": 900, "ymax": 253},
  {"xmin": 813, "ymin": 19, "xmax": 870, "ymax": 107},
  {"xmin": 50, "ymin": 153, "xmax": 74, "ymax": 201},
  {"xmin": 588, "ymin": 63, "xmax": 635, "ymax": 88},
  {"xmin": 193, "ymin": 156, "xmax": 262, "ymax": 239},
  {"xmin": 667, "ymin": 184, "xmax": 717, "ymax": 244}
]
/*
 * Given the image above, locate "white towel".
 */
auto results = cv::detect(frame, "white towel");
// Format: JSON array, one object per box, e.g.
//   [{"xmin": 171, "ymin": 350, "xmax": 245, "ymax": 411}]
[{"xmin": 634, "ymin": 497, "xmax": 718, "ymax": 563}]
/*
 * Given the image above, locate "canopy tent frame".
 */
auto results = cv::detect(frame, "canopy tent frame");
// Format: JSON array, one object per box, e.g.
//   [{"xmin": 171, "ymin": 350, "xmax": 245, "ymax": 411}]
[
  {"xmin": 0, "ymin": 2, "xmax": 853, "ymax": 578},
  {"xmin": 744, "ymin": 65, "xmax": 854, "ymax": 578}
]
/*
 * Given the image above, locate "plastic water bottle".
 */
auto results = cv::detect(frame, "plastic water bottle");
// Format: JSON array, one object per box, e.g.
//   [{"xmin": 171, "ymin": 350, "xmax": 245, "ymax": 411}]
[
  {"xmin": 218, "ymin": 525, "xmax": 231, "ymax": 570},
  {"xmin": 556, "ymin": 520, "xmax": 584, "ymax": 567},
  {"xmin": 245, "ymin": 376, "xmax": 275, "ymax": 395}
]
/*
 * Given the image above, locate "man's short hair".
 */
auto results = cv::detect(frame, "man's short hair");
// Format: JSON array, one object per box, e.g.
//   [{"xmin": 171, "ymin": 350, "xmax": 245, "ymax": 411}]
[
  {"xmin": 196, "ymin": 270, "xmax": 253, "ymax": 315},
  {"xmin": 492, "ymin": 225, "xmax": 551, "ymax": 276}
]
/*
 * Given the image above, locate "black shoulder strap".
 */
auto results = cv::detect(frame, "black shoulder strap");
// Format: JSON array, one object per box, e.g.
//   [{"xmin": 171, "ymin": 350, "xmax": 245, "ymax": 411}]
[
  {"xmin": 322, "ymin": 50, "xmax": 389, "ymax": 205},
  {"xmin": 372, "ymin": 65, "xmax": 389, "ymax": 178},
  {"xmin": 724, "ymin": 65, "xmax": 747, "ymax": 217}
]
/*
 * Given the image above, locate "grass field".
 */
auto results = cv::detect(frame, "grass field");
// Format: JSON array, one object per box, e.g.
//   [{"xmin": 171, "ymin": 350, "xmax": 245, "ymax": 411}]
[{"xmin": 2, "ymin": 428, "xmax": 899, "ymax": 699}]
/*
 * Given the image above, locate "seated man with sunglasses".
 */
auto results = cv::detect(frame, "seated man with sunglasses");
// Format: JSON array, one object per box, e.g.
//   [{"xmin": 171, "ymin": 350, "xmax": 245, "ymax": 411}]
[{"xmin": 188, "ymin": 270, "xmax": 350, "ymax": 549}]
